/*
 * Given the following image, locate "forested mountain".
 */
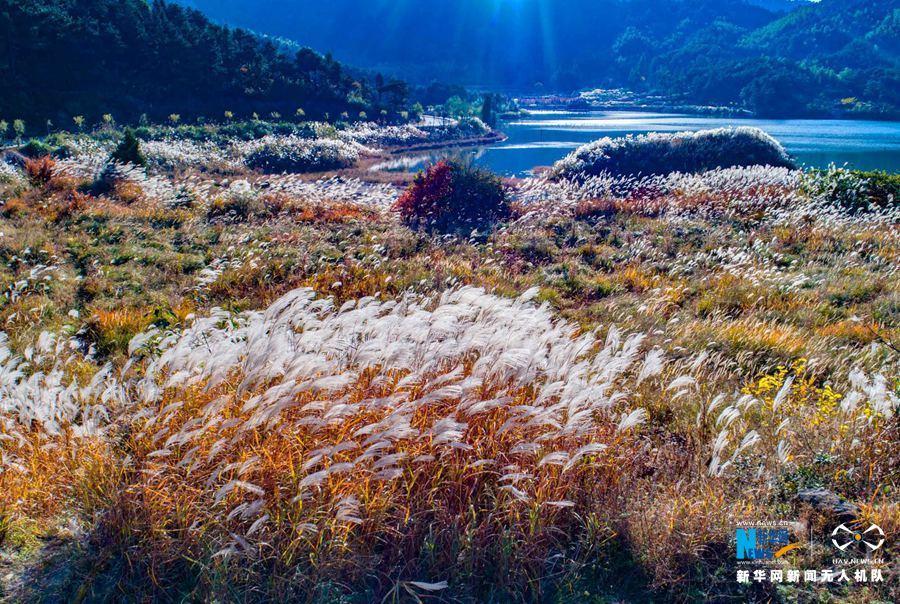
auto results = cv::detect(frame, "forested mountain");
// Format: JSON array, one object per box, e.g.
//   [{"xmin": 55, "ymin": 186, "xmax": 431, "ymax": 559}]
[
  {"xmin": 669, "ymin": 0, "xmax": 899, "ymax": 116},
  {"xmin": 744, "ymin": 0, "xmax": 810, "ymax": 12},
  {"xmin": 743, "ymin": 0, "xmax": 899, "ymax": 63},
  {"xmin": 177, "ymin": 0, "xmax": 899, "ymax": 117},
  {"xmin": 0, "ymin": 0, "xmax": 409, "ymax": 127},
  {"xmin": 175, "ymin": 0, "xmax": 777, "ymax": 88},
  {"xmin": 1, "ymin": 0, "xmax": 895, "ymax": 123}
]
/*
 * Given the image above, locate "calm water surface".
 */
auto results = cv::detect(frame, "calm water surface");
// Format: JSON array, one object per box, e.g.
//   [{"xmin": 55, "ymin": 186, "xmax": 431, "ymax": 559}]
[{"xmin": 382, "ymin": 111, "xmax": 900, "ymax": 176}]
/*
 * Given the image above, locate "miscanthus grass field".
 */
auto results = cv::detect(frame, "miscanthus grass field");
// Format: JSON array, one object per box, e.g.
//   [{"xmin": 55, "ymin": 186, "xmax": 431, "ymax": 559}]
[{"xmin": 0, "ymin": 123, "xmax": 897, "ymax": 603}]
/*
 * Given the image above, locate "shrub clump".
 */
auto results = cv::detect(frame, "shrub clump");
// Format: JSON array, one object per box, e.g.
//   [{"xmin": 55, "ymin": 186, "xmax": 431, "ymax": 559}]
[
  {"xmin": 207, "ymin": 180, "xmax": 264, "ymax": 222},
  {"xmin": 550, "ymin": 126, "xmax": 796, "ymax": 180},
  {"xmin": 19, "ymin": 139, "xmax": 57, "ymax": 159},
  {"xmin": 23, "ymin": 156, "xmax": 57, "ymax": 187},
  {"xmin": 393, "ymin": 159, "xmax": 509, "ymax": 233},
  {"xmin": 804, "ymin": 167, "xmax": 900, "ymax": 211},
  {"xmin": 243, "ymin": 136, "xmax": 363, "ymax": 173},
  {"xmin": 111, "ymin": 128, "xmax": 147, "ymax": 167}
]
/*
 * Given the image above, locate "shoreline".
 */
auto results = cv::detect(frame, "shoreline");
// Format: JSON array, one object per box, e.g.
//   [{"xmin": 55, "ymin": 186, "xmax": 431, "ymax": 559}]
[
  {"xmin": 516, "ymin": 103, "xmax": 900, "ymax": 122},
  {"xmin": 385, "ymin": 130, "xmax": 507, "ymax": 155}
]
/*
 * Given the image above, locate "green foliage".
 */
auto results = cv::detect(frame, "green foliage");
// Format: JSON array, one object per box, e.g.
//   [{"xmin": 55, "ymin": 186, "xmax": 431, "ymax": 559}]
[
  {"xmin": 111, "ymin": 128, "xmax": 147, "ymax": 167},
  {"xmin": 19, "ymin": 139, "xmax": 56, "ymax": 159},
  {"xmin": 12, "ymin": 120, "xmax": 26, "ymax": 143},
  {"xmin": 853, "ymin": 170, "xmax": 900, "ymax": 207},
  {"xmin": 0, "ymin": 0, "xmax": 409, "ymax": 125},
  {"xmin": 804, "ymin": 168, "xmax": 900, "ymax": 211},
  {"xmin": 627, "ymin": 0, "xmax": 899, "ymax": 117}
]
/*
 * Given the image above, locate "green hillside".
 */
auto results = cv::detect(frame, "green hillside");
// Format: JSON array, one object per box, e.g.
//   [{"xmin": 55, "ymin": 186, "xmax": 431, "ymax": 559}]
[
  {"xmin": 176, "ymin": 0, "xmax": 900, "ymax": 117},
  {"xmin": 0, "ymin": 0, "xmax": 410, "ymax": 129}
]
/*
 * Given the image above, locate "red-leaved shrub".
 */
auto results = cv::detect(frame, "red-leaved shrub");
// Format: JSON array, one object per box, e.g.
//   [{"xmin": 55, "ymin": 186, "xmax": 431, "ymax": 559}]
[
  {"xmin": 393, "ymin": 160, "xmax": 508, "ymax": 233},
  {"xmin": 24, "ymin": 156, "xmax": 56, "ymax": 187}
]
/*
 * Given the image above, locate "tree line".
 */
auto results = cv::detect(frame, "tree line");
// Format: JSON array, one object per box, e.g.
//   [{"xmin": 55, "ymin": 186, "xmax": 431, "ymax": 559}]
[{"xmin": 0, "ymin": 0, "xmax": 411, "ymax": 133}]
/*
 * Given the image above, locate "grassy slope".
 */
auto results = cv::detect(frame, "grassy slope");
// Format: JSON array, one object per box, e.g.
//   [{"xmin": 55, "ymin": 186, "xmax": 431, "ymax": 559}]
[{"xmin": 0, "ymin": 135, "xmax": 897, "ymax": 602}]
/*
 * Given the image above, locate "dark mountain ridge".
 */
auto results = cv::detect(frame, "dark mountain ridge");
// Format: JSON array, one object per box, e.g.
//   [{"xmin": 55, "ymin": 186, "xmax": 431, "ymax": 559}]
[
  {"xmin": 176, "ymin": 0, "xmax": 777, "ymax": 87},
  {"xmin": 0, "ymin": 0, "xmax": 409, "ymax": 127},
  {"xmin": 177, "ymin": 0, "xmax": 899, "ymax": 117}
]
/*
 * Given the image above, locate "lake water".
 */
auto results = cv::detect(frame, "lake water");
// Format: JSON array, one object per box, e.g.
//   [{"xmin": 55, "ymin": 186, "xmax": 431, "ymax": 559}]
[{"xmin": 381, "ymin": 111, "xmax": 900, "ymax": 176}]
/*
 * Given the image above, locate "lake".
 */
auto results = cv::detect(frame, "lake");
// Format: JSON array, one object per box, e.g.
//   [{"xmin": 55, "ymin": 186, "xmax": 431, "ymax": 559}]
[{"xmin": 381, "ymin": 111, "xmax": 900, "ymax": 176}]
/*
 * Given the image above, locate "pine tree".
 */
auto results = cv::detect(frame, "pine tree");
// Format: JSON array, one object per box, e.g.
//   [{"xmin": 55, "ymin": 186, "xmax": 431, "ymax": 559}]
[
  {"xmin": 111, "ymin": 128, "xmax": 147, "ymax": 167},
  {"xmin": 480, "ymin": 94, "xmax": 495, "ymax": 128}
]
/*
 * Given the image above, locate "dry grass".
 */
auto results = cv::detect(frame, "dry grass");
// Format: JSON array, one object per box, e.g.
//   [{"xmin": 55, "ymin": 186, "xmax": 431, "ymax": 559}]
[{"xmin": 0, "ymin": 135, "xmax": 896, "ymax": 602}]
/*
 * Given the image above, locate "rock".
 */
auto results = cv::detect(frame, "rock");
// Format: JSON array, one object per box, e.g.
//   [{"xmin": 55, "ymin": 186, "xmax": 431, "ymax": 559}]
[
  {"xmin": 796, "ymin": 488, "xmax": 859, "ymax": 523},
  {"xmin": 1, "ymin": 149, "xmax": 27, "ymax": 168}
]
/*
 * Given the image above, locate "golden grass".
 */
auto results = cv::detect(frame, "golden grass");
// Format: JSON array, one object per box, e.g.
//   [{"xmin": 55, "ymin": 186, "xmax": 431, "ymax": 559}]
[{"xmin": 0, "ymin": 156, "xmax": 896, "ymax": 601}]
